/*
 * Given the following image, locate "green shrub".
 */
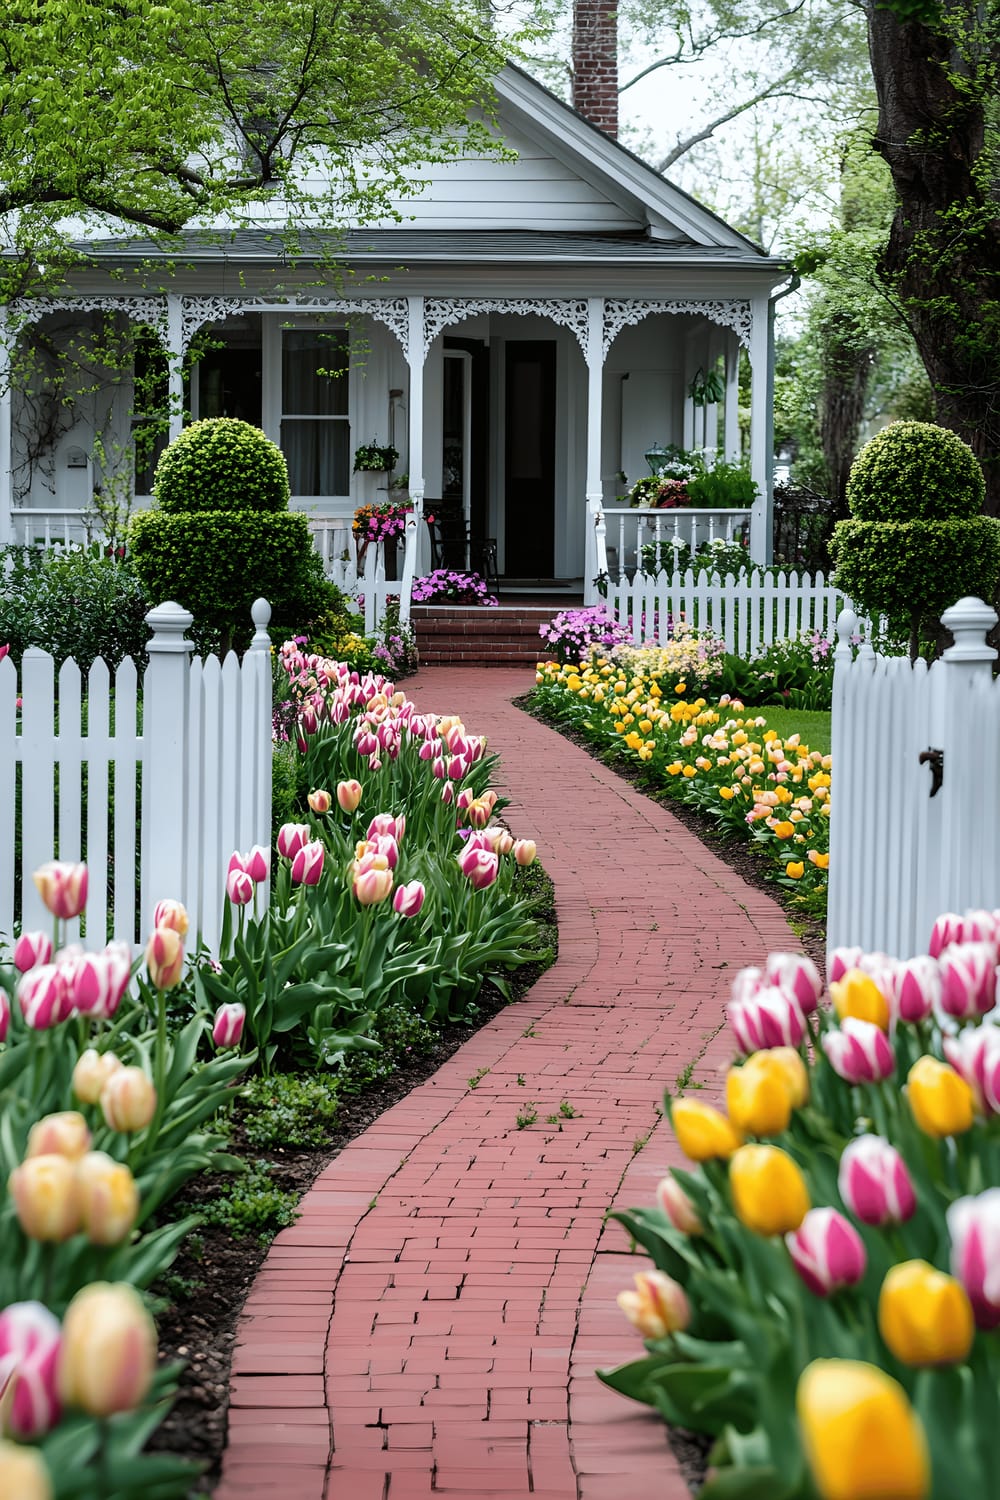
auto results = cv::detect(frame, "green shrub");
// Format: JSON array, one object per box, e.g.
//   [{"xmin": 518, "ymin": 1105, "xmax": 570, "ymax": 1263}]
[
  {"xmin": 845, "ymin": 419, "xmax": 984, "ymax": 521},
  {"xmin": 240, "ymin": 1074, "xmax": 340, "ymax": 1149},
  {"xmin": 0, "ymin": 542, "xmax": 152, "ymax": 671},
  {"xmin": 687, "ymin": 460, "xmax": 757, "ymax": 508},
  {"xmin": 153, "ymin": 417, "xmax": 290, "ymax": 514}
]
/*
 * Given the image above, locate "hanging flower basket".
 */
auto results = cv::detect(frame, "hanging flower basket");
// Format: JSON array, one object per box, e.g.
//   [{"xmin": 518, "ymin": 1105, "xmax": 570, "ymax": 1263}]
[{"xmin": 353, "ymin": 442, "xmax": 399, "ymax": 474}]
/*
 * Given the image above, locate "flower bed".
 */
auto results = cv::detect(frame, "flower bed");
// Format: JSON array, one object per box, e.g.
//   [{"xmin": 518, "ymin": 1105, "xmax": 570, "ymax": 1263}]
[
  {"xmin": 532, "ymin": 646, "xmax": 830, "ymax": 913},
  {"xmin": 607, "ymin": 913, "xmax": 1000, "ymax": 1499},
  {"xmin": 411, "ymin": 569, "xmax": 498, "ymax": 606}
]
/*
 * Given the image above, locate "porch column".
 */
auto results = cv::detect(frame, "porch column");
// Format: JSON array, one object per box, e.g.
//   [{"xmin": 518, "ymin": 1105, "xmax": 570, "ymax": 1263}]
[
  {"xmin": 682, "ymin": 331, "xmax": 696, "ymax": 451},
  {"xmin": 748, "ymin": 296, "xmax": 773, "ymax": 565},
  {"xmin": 165, "ymin": 295, "xmax": 184, "ymax": 444},
  {"xmin": 0, "ymin": 310, "xmax": 11, "ymax": 544},
  {"xmin": 724, "ymin": 333, "xmax": 741, "ymax": 463},
  {"xmin": 405, "ymin": 296, "xmax": 427, "ymax": 570},
  {"xmin": 703, "ymin": 331, "xmax": 719, "ymax": 455},
  {"xmin": 583, "ymin": 297, "xmax": 605, "ymax": 605}
]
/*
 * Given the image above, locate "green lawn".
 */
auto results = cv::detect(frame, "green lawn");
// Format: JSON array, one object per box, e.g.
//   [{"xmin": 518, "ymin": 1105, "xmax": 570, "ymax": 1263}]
[{"xmin": 741, "ymin": 705, "xmax": 832, "ymax": 755}]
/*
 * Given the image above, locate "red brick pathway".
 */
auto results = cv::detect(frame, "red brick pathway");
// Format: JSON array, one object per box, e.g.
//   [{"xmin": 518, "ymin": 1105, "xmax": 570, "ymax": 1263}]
[{"xmin": 215, "ymin": 668, "xmax": 797, "ymax": 1499}]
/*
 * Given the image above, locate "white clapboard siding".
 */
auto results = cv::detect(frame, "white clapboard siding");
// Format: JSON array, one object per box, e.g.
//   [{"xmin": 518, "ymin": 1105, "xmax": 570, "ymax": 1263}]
[
  {"xmin": 828, "ymin": 598, "xmax": 1000, "ymax": 959},
  {"xmin": 1, "ymin": 601, "xmax": 272, "ymax": 955},
  {"xmin": 604, "ymin": 568, "xmax": 850, "ymax": 654}
]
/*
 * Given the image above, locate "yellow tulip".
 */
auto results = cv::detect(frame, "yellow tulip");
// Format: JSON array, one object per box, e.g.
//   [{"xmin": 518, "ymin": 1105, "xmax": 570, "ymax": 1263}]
[
  {"xmin": 58, "ymin": 1282, "xmax": 157, "ymax": 1417},
  {"xmin": 671, "ymin": 1098, "xmax": 743, "ymax": 1162},
  {"xmin": 830, "ymin": 969, "xmax": 890, "ymax": 1031},
  {"xmin": 786, "ymin": 861, "xmax": 805, "ymax": 880},
  {"xmin": 726, "ymin": 1054, "xmax": 793, "ymax": 1136},
  {"xmin": 907, "ymin": 1056, "xmax": 975, "ymax": 1137},
  {"xmin": 797, "ymin": 1359, "xmax": 929, "ymax": 1500},
  {"xmin": 76, "ymin": 1152, "xmax": 140, "ymax": 1247},
  {"xmin": 878, "ymin": 1260, "xmax": 974, "ymax": 1366},
  {"xmin": 0, "ymin": 1441, "xmax": 52, "ymax": 1500},
  {"xmin": 768, "ymin": 1046, "xmax": 810, "ymax": 1108},
  {"xmin": 729, "ymin": 1144, "xmax": 810, "ymax": 1236}
]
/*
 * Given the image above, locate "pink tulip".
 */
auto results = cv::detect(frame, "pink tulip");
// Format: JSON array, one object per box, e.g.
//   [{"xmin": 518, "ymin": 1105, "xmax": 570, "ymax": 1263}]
[
  {"xmin": 441, "ymin": 782, "xmax": 454, "ymax": 804},
  {"xmin": 62, "ymin": 952, "xmax": 117, "ymax": 1017},
  {"xmin": 947, "ymin": 1189, "xmax": 1000, "ymax": 1328},
  {"xmin": 929, "ymin": 911, "xmax": 968, "ymax": 957},
  {"xmin": 417, "ymin": 740, "xmax": 437, "ymax": 762},
  {"xmin": 245, "ymin": 846, "xmax": 269, "ymax": 883},
  {"xmin": 32, "ymin": 861, "xmax": 88, "ymax": 920},
  {"xmin": 367, "ymin": 813, "xmax": 405, "ymax": 843},
  {"xmin": 457, "ymin": 845, "xmax": 499, "ymax": 891},
  {"xmin": 959, "ymin": 910, "xmax": 1000, "ymax": 954},
  {"xmin": 227, "ymin": 869, "xmax": 255, "ymax": 905},
  {"xmin": 17, "ymin": 965, "xmax": 66, "ymax": 1030},
  {"xmin": 337, "ymin": 780, "xmax": 363, "ymax": 813},
  {"xmin": 290, "ymin": 840, "xmax": 325, "ymax": 886},
  {"xmin": 889, "ymin": 955, "xmax": 940, "ymax": 1023},
  {"xmin": 828, "ymin": 947, "xmax": 863, "ymax": 985},
  {"xmin": 838, "ymin": 1134, "xmax": 916, "ymax": 1226},
  {"xmin": 448, "ymin": 754, "xmax": 469, "ymax": 781},
  {"xmin": 727, "ymin": 984, "xmax": 806, "ymax": 1053},
  {"xmin": 764, "ymin": 952, "xmax": 824, "ymax": 1015},
  {"xmin": 432, "ymin": 756, "xmax": 447, "ymax": 780},
  {"xmin": 943, "ymin": 1026, "xmax": 1000, "ymax": 1116},
  {"xmin": 367, "ymin": 834, "xmax": 399, "ymax": 870},
  {"xmin": 12, "ymin": 933, "xmax": 52, "ymax": 973},
  {"xmin": 145, "ymin": 926, "xmax": 184, "ymax": 990},
  {"xmin": 785, "ymin": 1207, "xmax": 867, "ymax": 1297},
  {"xmin": 151, "ymin": 899, "xmax": 189, "ymax": 936},
  {"xmin": 227, "ymin": 850, "xmax": 248, "ymax": 875},
  {"xmin": 99, "ymin": 941, "xmax": 133, "ymax": 1020},
  {"xmin": 393, "ymin": 881, "xmax": 426, "ymax": 918},
  {"xmin": 495, "ymin": 831, "xmax": 515, "ymax": 856},
  {"xmin": 276, "ymin": 822, "xmax": 310, "ymax": 859},
  {"xmin": 939, "ymin": 941, "xmax": 998, "ymax": 1019},
  {"xmin": 0, "ymin": 1302, "xmax": 62, "ymax": 1439},
  {"xmin": 656, "ymin": 1175, "xmax": 702, "ymax": 1235},
  {"xmin": 822, "ymin": 1017, "xmax": 895, "ymax": 1084},
  {"xmin": 513, "ymin": 839, "xmax": 537, "ymax": 867},
  {"xmin": 0, "ymin": 992, "xmax": 9, "ymax": 1042},
  {"xmin": 355, "ymin": 731, "xmax": 378, "ymax": 757},
  {"xmin": 353, "ymin": 867, "xmax": 393, "ymax": 905},
  {"xmin": 456, "ymin": 788, "xmax": 475, "ymax": 812},
  {"xmin": 308, "ymin": 788, "xmax": 332, "ymax": 814},
  {"xmin": 212, "ymin": 1002, "xmax": 246, "ymax": 1048}
]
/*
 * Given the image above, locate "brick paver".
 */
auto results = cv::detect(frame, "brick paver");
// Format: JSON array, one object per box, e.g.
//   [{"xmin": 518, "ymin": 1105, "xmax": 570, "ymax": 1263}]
[{"xmin": 215, "ymin": 667, "xmax": 797, "ymax": 1499}]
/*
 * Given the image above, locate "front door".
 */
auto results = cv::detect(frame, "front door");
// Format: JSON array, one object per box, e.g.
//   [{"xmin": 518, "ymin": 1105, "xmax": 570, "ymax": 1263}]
[{"xmin": 504, "ymin": 340, "xmax": 555, "ymax": 578}]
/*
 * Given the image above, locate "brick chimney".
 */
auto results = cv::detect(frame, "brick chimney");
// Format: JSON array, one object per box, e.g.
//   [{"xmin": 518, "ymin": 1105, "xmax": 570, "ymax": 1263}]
[{"xmin": 572, "ymin": 0, "xmax": 618, "ymax": 138}]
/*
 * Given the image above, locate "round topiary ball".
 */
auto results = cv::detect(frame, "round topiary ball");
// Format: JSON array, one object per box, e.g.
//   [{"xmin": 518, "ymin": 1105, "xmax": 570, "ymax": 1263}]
[
  {"xmin": 847, "ymin": 421, "xmax": 985, "ymax": 523},
  {"xmin": 153, "ymin": 418, "xmax": 290, "ymax": 514}
]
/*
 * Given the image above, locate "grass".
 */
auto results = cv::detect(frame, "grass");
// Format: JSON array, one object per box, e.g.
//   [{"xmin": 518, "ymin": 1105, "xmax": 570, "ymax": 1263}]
[{"xmin": 741, "ymin": 705, "xmax": 832, "ymax": 755}]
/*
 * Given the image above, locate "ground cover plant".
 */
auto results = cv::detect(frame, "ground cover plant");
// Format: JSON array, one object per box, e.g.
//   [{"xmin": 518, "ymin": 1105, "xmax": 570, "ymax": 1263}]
[{"xmin": 608, "ymin": 910, "xmax": 1000, "ymax": 1499}]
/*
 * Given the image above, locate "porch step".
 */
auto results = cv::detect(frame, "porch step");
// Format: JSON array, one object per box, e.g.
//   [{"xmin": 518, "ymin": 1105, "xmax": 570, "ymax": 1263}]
[{"xmin": 411, "ymin": 604, "xmax": 556, "ymax": 667}]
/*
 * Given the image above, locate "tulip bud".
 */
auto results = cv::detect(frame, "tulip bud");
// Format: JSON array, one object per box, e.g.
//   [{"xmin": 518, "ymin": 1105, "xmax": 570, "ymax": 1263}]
[
  {"xmin": 76, "ymin": 1152, "xmax": 140, "ymax": 1246},
  {"xmin": 456, "ymin": 788, "xmax": 475, "ymax": 812},
  {"xmin": 32, "ymin": 861, "xmax": 88, "ymax": 920},
  {"xmin": 656, "ymin": 1175, "xmax": 702, "ymax": 1235},
  {"xmin": 457, "ymin": 845, "xmax": 499, "ymax": 891},
  {"xmin": 929, "ymin": 911, "xmax": 965, "ymax": 958},
  {"xmin": 367, "ymin": 813, "xmax": 405, "ymax": 842},
  {"xmin": 308, "ymin": 788, "xmax": 332, "ymax": 814},
  {"xmin": 9, "ymin": 1155, "xmax": 81, "ymax": 1242},
  {"xmin": 889, "ymin": 955, "xmax": 940, "ymax": 1024},
  {"xmin": 767, "ymin": 1046, "xmax": 810, "ymax": 1108},
  {"xmin": 353, "ymin": 865, "xmax": 393, "ymax": 905},
  {"xmin": 938, "ymin": 942, "xmax": 998, "ymax": 1019},
  {"xmin": 26, "ymin": 1112, "xmax": 91, "ymax": 1162},
  {"xmin": 58, "ymin": 1282, "xmax": 156, "ymax": 1417},
  {"xmin": 0, "ymin": 1302, "xmax": 61, "ymax": 1440},
  {"xmin": 276, "ymin": 822, "xmax": 310, "ymax": 859},
  {"xmin": 440, "ymin": 781, "xmax": 454, "ymax": 804},
  {"xmin": 100, "ymin": 1067, "xmax": 156, "ymax": 1133},
  {"xmin": 670, "ymin": 1098, "xmax": 743, "ymax": 1162},
  {"xmin": 797, "ymin": 1361, "xmax": 929, "ymax": 1500},
  {"xmin": 830, "ymin": 968, "xmax": 890, "ymax": 1030},
  {"xmin": 290, "ymin": 839, "xmax": 325, "ymax": 886},
  {"xmin": 145, "ymin": 925, "xmax": 184, "ymax": 990},
  {"xmin": 878, "ymin": 1260, "xmax": 974, "ymax": 1366},
  {"xmin": 212, "ymin": 1002, "xmax": 246, "ymax": 1048},
  {"xmin": 226, "ymin": 868, "xmax": 255, "ymax": 905},
  {"xmin": 786, "ymin": 1207, "xmax": 866, "ymax": 1297},
  {"xmin": 495, "ymin": 831, "xmax": 515, "ymax": 856},
  {"xmin": 151, "ymin": 898, "xmax": 189, "ymax": 936},
  {"xmin": 12, "ymin": 932, "xmax": 52, "ymax": 973},
  {"xmin": 947, "ymin": 1188, "xmax": 1000, "ymax": 1329},
  {"xmin": 838, "ymin": 1134, "xmax": 915, "ymax": 1226},
  {"xmin": 907, "ymin": 1055, "xmax": 975, "ymax": 1137},
  {"xmin": 100, "ymin": 941, "xmax": 133, "ymax": 1019},
  {"xmin": 72, "ymin": 1049, "xmax": 122, "ymax": 1106},
  {"xmin": 513, "ymin": 839, "xmax": 537, "ymax": 867},
  {"xmin": 827, "ymin": 947, "xmax": 863, "ymax": 984},
  {"xmin": 616, "ymin": 1270, "xmax": 690, "ymax": 1339},
  {"xmin": 61, "ymin": 951, "xmax": 117, "ymax": 1018},
  {"xmin": 244, "ymin": 845, "xmax": 269, "ymax": 883},
  {"xmin": 0, "ymin": 1440, "xmax": 53, "ymax": 1500},
  {"xmin": 731, "ymin": 965, "xmax": 763, "ymax": 1003},
  {"xmin": 763, "ymin": 952, "xmax": 823, "ymax": 1015},
  {"xmin": 728, "ymin": 984, "xmax": 806, "ymax": 1053},
  {"xmin": 726, "ymin": 1054, "xmax": 793, "ymax": 1137},
  {"xmin": 393, "ymin": 881, "xmax": 426, "ymax": 919},
  {"xmin": 729, "ymin": 1144, "xmax": 810, "ymax": 1236},
  {"xmin": 943, "ymin": 1025, "xmax": 1000, "ymax": 1116},
  {"xmin": 822, "ymin": 1017, "xmax": 895, "ymax": 1084},
  {"xmin": 16, "ymin": 965, "xmax": 66, "ymax": 1031}
]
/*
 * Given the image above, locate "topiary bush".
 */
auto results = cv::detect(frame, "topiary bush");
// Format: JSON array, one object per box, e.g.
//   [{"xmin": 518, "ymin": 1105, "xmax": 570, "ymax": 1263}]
[
  {"xmin": 127, "ymin": 418, "xmax": 339, "ymax": 652},
  {"xmin": 831, "ymin": 422, "xmax": 1000, "ymax": 658}
]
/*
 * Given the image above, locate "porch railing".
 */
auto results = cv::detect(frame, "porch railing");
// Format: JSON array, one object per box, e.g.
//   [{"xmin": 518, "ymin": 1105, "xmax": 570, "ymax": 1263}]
[
  {"xmin": 8, "ymin": 507, "xmax": 98, "ymax": 549},
  {"xmin": 594, "ymin": 506, "xmax": 751, "ymax": 594}
]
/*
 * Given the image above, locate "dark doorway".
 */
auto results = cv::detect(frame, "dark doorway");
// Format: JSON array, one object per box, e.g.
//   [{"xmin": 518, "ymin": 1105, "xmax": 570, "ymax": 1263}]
[{"xmin": 504, "ymin": 340, "xmax": 556, "ymax": 577}]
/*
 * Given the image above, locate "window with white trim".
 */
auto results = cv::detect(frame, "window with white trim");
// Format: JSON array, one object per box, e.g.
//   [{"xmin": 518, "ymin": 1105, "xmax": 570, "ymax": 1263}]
[{"xmin": 280, "ymin": 328, "xmax": 350, "ymax": 496}]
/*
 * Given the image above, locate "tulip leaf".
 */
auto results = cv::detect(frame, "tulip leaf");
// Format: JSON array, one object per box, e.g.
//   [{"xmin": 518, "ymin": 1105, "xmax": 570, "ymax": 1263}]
[{"xmin": 697, "ymin": 1465, "xmax": 791, "ymax": 1500}]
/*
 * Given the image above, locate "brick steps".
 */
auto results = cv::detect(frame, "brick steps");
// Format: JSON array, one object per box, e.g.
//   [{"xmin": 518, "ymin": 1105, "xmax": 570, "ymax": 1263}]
[{"xmin": 412, "ymin": 604, "xmax": 553, "ymax": 666}]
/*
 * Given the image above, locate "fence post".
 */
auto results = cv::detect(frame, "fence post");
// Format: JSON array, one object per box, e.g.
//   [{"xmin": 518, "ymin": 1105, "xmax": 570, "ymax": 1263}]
[
  {"xmin": 937, "ymin": 597, "xmax": 998, "ymax": 918},
  {"xmin": 142, "ymin": 602, "xmax": 194, "ymax": 934}
]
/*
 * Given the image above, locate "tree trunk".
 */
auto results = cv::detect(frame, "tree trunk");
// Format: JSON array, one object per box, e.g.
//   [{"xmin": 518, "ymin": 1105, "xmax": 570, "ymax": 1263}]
[
  {"xmin": 865, "ymin": 0, "xmax": 1000, "ymax": 509},
  {"xmin": 819, "ymin": 314, "xmax": 875, "ymax": 521}
]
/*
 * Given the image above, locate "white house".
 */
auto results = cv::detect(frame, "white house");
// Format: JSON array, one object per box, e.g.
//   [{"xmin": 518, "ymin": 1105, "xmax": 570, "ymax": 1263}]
[{"xmin": 0, "ymin": 60, "xmax": 791, "ymax": 593}]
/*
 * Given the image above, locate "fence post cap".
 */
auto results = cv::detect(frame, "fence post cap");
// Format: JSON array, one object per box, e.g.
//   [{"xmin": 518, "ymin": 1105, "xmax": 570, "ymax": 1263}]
[
  {"xmin": 144, "ymin": 600, "xmax": 194, "ymax": 652},
  {"xmin": 941, "ymin": 596, "xmax": 999, "ymax": 663},
  {"xmin": 249, "ymin": 598, "xmax": 272, "ymax": 653},
  {"xmin": 835, "ymin": 608, "xmax": 858, "ymax": 659}
]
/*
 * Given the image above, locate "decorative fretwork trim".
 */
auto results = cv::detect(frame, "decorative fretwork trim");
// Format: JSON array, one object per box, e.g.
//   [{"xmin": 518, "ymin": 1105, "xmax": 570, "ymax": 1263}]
[
  {"xmin": 423, "ymin": 297, "xmax": 591, "ymax": 358},
  {"xmin": 602, "ymin": 298, "xmax": 753, "ymax": 357}
]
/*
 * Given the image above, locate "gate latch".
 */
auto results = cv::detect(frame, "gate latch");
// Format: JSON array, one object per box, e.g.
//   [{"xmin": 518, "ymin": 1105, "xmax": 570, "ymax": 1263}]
[{"xmin": 919, "ymin": 747, "xmax": 944, "ymax": 798}]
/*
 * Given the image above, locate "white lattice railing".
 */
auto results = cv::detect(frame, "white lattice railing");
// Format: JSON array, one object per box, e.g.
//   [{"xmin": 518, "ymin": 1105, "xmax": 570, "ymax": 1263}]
[
  {"xmin": 9, "ymin": 508, "xmax": 99, "ymax": 548},
  {"xmin": 595, "ymin": 507, "xmax": 751, "ymax": 586}
]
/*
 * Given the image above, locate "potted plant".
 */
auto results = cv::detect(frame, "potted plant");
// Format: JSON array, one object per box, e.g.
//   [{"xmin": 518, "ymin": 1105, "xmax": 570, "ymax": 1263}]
[{"xmin": 353, "ymin": 442, "xmax": 399, "ymax": 474}]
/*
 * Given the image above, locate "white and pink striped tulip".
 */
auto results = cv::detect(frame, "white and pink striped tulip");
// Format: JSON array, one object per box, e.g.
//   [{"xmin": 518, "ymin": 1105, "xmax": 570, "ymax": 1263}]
[
  {"xmin": 0, "ymin": 1302, "xmax": 62, "ymax": 1439},
  {"xmin": 367, "ymin": 813, "xmax": 405, "ymax": 843},
  {"xmin": 393, "ymin": 881, "xmax": 426, "ymax": 918},
  {"xmin": 12, "ymin": 933, "xmax": 52, "ymax": 974},
  {"xmin": 943, "ymin": 1026, "xmax": 1000, "ymax": 1116},
  {"xmin": 838, "ymin": 1134, "xmax": 916, "ymax": 1226},
  {"xmin": 276, "ymin": 823, "xmax": 310, "ymax": 859},
  {"xmin": 212, "ymin": 1002, "xmax": 246, "ymax": 1049},
  {"xmin": 727, "ymin": 985, "xmax": 806, "ymax": 1054},
  {"xmin": 290, "ymin": 840, "xmax": 325, "ymax": 886},
  {"xmin": 226, "ymin": 869, "xmax": 255, "ymax": 905},
  {"xmin": 785, "ymin": 1207, "xmax": 867, "ymax": 1298},
  {"xmin": 457, "ymin": 845, "xmax": 499, "ymax": 891},
  {"xmin": 32, "ymin": 861, "xmax": 88, "ymax": 921},
  {"xmin": 0, "ymin": 992, "xmax": 9, "ymax": 1043},
  {"xmin": 929, "ymin": 912, "xmax": 967, "ymax": 958},
  {"xmin": 152, "ymin": 898, "xmax": 189, "ymax": 936},
  {"xmin": 889, "ymin": 955, "xmax": 940, "ymax": 1023},
  {"xmin": 947, "ymin": 1189, "xmax": 1000, "ymax": 1329},
  {"xmin": 822, "ymin": 1017, "xmax": 895, "ymax": 1084},
  {"xmin": 828, "ymin": 947, "xmax": 864, "ymax": 985},
  {"xmin": 17, "ymin": 966, "xmax": 66, "ymax": 1030},
  {"xmin": 764, "ymin": 952, "xmax": 823, "ymax": 1015},
  {"xmin": 938, "ymin": 941, "xmax": 998, "ymax": 1019}
]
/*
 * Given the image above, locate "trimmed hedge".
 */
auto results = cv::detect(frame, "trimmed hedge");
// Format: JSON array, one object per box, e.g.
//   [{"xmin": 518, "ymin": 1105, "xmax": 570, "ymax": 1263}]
[
  {"xmin": 846, "ymin": 420, "xmax": 984, "ymax": 521},
  {"xmin": 830, "ymin": 517, "xmax": 1000, "ymax": 623},
  {"xmin": 153, "ymin": 418, "xmax": 290, "ymax": 514}
]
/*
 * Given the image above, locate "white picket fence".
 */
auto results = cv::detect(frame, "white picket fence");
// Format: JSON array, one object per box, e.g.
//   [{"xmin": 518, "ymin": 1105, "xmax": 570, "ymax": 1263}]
[
  {"xmin": 0, "ymin": 600, "xmax": 273, "ymax": 956},
  {"xmin": 602, "ymin": 567, "xmax": 850, "ymax": 655},
  {"xmin": 828, "ymin": 596, "xmax": 1000, "ymax": 959}
]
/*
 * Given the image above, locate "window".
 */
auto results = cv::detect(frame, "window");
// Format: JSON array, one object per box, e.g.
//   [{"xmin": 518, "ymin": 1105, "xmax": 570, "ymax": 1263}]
[{"xmin": 280, "ymin": 329, "xmax": 350, "ymax": 496}]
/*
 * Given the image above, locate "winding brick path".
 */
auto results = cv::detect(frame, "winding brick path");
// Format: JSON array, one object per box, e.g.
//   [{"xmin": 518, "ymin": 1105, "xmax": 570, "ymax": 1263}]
[{"xmin": 215, "ymin": 668, "xmax": 796, "ymax": 1499}]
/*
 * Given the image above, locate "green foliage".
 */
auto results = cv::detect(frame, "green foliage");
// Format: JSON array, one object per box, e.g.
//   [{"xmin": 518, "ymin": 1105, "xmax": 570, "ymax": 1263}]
[
  {"xmin": 687, "ymin": 462, "xmax": 757, "ymax": 508},
  {"xmin": 0, "ymin": 543, "xmax": 151, "ymax": 672},
  {"xmin": 239, "ymin": 1074, "xmax": 341, "ymax": 1149},
  {"xmin": 719, "ymin": 630, "xmax": 836, "ymax": 711},
  {"xmin": 200, "ymin": 1159, "xmax": 300, "ymax": 1242},
  {"xmin": 830, "ymin": 516, "xmax": 1000, "ymax": 624},
  {"xmin": 153, "ymin": 419, "xmax": 290, "ymax": 514},
  {"xmin": 845, "ymin": 421, "xmax": 985, "ymax": 522}
]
